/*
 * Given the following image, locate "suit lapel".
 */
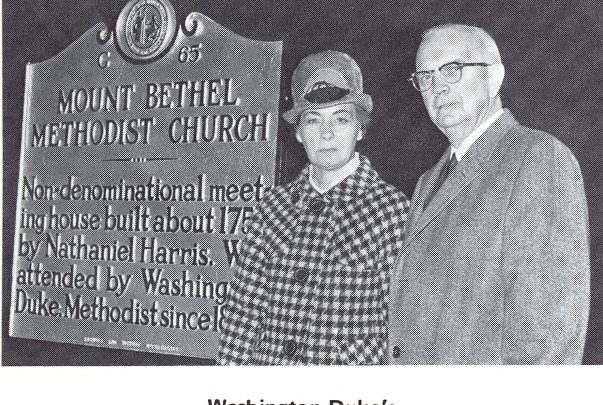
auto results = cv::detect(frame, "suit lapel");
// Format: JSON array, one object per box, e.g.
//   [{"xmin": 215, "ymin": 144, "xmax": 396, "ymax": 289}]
[
  {"xmin": 404, "ymin": 151, "xmax": 450, "ymax": 239},
  {"xmin": 403, "ymin": 110, "xmax": 519, "ymax": 250}
]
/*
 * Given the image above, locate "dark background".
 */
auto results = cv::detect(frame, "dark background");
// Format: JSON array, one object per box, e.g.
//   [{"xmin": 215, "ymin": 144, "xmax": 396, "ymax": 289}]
[{"xmin": 3, "ymin": 0, "xmax": 602, "ymax": 365}]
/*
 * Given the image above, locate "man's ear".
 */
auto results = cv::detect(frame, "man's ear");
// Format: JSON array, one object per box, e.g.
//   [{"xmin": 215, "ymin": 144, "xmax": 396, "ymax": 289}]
[
  {"xmin": 489, "ymin": 63, "xmax": 505, "ymax": 97},
  {"xmin": 356, "ymin": 128, "xmax": 363, "ymax": 141},
  {"xmin": 295, "ymin": 129, "xmax": 303, "ymax": 143}
]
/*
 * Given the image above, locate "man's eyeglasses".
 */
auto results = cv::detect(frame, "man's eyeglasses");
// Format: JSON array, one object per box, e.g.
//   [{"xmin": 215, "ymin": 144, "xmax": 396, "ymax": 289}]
[{"xmin": 408, "ymin": 62, "xmax": 491, "ymax": 92}]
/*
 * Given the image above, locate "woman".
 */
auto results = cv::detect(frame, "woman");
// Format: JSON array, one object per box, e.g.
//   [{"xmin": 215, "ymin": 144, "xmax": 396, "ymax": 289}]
[{"xmin": 218, "ymin": 50, "xmax": 409, "ymax": 365}]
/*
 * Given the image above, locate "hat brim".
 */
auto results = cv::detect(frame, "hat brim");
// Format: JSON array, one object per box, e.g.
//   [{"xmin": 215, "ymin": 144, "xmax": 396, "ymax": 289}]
[{"xmin": 282, "ymin": 93, "xmax": 373, "ymax": 124}]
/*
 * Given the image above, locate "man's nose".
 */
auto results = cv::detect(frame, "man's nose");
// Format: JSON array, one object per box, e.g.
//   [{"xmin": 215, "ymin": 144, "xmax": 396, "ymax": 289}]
[{"xmin": 431, "ymin": 74, "xmax": 450, "ymax": 95}]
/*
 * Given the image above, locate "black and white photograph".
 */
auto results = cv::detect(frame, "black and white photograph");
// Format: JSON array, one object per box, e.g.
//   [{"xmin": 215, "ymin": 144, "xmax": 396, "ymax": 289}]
[{"xmin": 2, "ymin": 0, "xmax": 601, "ymax": 376}]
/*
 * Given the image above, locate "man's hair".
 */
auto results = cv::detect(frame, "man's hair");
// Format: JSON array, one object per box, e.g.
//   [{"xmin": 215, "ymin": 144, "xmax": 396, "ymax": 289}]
[{"xmin": 422, "ymin": 24, "xmax": 503, "ymax": 66}]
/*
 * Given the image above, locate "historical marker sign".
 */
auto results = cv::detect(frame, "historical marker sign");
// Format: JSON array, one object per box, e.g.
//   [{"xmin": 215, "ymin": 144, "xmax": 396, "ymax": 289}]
[{"xmin": 9, "ymin": 0, "xmax": 282, "ymax": 359}]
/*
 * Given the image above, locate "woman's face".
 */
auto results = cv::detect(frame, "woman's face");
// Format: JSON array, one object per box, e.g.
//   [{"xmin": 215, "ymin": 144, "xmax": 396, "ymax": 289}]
[{"xmin": 296, "ymin": 103, "xmax": 362, "ymax": 173}]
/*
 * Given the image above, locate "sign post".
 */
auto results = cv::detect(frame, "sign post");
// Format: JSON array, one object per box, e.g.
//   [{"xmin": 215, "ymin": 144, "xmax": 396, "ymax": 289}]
[{"xmin": 9, "ymin": 0, "xmax": 282, "ymax": 360}]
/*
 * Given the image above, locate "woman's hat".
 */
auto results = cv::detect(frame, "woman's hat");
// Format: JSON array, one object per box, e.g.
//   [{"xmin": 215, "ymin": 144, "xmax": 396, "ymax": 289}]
[{"xmin": 282, "ymin": 50, "xmax": 373, "ymax": 124}]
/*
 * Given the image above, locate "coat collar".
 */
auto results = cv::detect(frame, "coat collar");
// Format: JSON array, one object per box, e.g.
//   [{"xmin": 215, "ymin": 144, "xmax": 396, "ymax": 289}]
[
  {"xmin": 290, "ymin": 154, "xmax": 379, "ymax": 204},
  {"xmin": 404, "ymin": 109, "xmax": 519, "ymax": 249}
]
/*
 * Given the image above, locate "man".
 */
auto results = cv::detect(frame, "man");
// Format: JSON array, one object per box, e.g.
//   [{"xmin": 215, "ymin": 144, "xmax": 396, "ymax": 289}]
[{"xmin": 389, "ymin": 24, "xmax": 590, "ymax": 364}]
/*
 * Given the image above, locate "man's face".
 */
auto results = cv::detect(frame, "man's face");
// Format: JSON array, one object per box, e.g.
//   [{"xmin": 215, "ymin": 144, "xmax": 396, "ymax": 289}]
[
  {"xmin": 416, "ymin": 31, "xmax": 493, "ymax": 140},
  {"xmin": 296, "ymin": 103, "xmax": 362, "ymax": 172}
]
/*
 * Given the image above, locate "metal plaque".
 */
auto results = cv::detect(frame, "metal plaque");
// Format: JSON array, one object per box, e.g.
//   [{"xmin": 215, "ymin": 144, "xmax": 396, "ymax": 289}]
[{"xmin": 9, "ymin": 0, "xmax": 282, "ymax": 360}]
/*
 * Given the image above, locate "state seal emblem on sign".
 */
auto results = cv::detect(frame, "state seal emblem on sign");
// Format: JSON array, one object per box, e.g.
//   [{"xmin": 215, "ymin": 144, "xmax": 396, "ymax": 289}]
[{"xmin": 116, "ymin": 0, "xmax": 177, "ymax": 61}]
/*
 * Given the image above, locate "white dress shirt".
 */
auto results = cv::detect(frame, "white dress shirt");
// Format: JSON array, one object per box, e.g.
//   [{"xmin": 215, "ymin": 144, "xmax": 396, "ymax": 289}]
[
  {"xmin": 451, "ymin": 109, "xmax": 504, "ymax": 161},
  {"xmin": 309, "ymin": 152, "xmax": 360, "ymax": 193}
]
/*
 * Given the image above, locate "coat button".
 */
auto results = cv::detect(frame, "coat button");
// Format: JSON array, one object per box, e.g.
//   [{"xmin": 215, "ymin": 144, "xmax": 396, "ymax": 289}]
[
  {"xmin": 392, "ymin": 345, "xmax": 401, "ymax": 358},
  {"xmin": 294, "ymin": 268, "xmax": 309, "ymax": 282},
  {"xmin": 291, "ymin": 191, "xmax": 301, "ymax": 204},
  {"xmin": 283, "ymin": 340, "xmax": 297, "ymax": 357},
  {"xmin": 308, "ymin": 198, "xmax": 325, "ymax": 213}
]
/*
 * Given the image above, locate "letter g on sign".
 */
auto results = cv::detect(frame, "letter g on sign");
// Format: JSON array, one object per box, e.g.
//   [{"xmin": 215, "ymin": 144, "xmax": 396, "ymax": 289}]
[{"xmin": 98, "ymin": 52, "xmax": 111, "ymax": 68}]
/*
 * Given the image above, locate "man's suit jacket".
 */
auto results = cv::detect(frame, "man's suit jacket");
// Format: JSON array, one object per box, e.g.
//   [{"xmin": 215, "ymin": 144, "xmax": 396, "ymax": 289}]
[{"xmin": 389, "ymin": 110, "xmax": 590, "ymax": 364}]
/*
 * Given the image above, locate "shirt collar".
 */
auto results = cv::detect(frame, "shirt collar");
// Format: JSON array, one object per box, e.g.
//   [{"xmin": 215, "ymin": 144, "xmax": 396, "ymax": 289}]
[
  {"xmin": 309, "ymin": 152, "xmax": 360, "ymax": 194},
  {"xmin": 451, "ymin": 108, "xmax": 504, "ymax": 161},
  {"xmin": 292, "ymin": 154, "xmax": 378, "ymax": 203}
]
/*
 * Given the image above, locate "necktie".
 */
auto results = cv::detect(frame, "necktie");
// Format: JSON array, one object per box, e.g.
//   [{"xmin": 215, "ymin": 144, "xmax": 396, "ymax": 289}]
[{"xmin": 423, "ymin": 153, "xmax": 457, "ymax": 210}]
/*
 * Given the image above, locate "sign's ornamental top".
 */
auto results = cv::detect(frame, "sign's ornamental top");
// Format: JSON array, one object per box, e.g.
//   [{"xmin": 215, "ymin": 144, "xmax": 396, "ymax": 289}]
[{"xmin": 116, "ymin": 0, "xmax": 177, "ymax": 61}]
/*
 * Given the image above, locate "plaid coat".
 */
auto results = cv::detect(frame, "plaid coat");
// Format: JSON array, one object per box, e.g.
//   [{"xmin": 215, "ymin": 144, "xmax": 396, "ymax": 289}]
[{"xmin": 218, "ymin": 156, "xmax": 409, "ymax": 365}]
